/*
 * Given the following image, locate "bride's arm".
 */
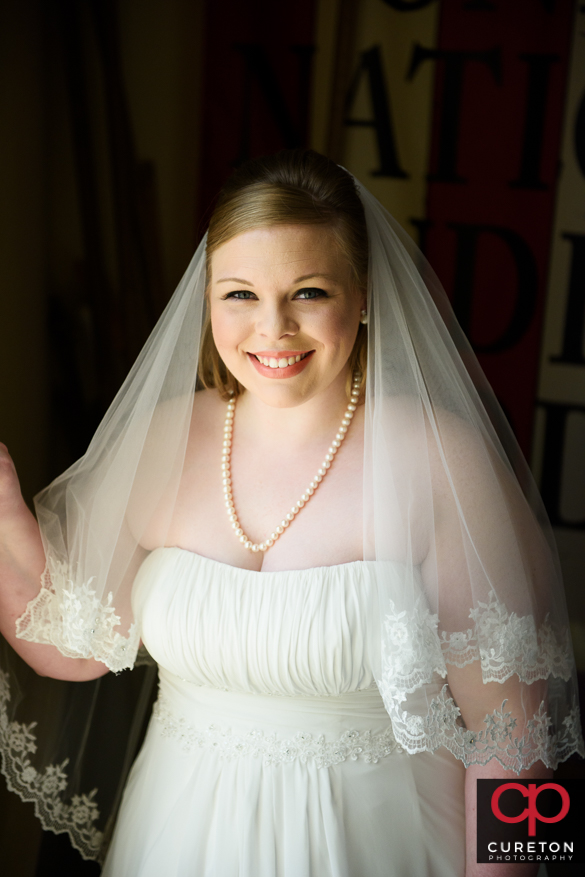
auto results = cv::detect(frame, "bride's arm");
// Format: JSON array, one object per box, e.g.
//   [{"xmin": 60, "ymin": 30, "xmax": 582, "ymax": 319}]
[
  {"xmin": 0, "ymin": 443, "xmax": 109, "ymax": 681},
  {"xmin": 451, "ymin": 639, "xmax": 551, "ymax": 876},
  {"xmin": 424, "ymin": 414, "xmax": 555, "ymax": 877}
]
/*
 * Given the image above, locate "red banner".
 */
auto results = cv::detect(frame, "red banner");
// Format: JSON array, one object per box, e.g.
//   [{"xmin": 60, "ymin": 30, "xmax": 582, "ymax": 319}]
[
  {"xmin": 422, "ymin": 0, "xmax": 574, "ymax": 453},
  {"xmin": 198, "ymin": 0, "xmax": 316, "ymax": 226}
]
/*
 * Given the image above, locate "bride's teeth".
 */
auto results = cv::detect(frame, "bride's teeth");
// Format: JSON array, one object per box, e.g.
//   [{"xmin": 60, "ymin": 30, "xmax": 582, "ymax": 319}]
[{"xmin": 254, "ymin": 353, "xmax": 309, "ymax": 368}]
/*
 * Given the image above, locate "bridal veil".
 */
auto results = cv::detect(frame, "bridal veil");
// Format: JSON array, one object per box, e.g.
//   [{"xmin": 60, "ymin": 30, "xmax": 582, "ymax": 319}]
[{"xmin": 1, "ymin": 152, "xmax": 582, "ymax": 860}]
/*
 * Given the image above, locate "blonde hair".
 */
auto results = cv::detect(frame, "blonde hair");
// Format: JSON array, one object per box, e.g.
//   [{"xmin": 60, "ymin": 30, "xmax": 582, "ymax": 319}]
[{"xmin": 198, "ymin": 149, "xmax": 368, "ymax": 400}]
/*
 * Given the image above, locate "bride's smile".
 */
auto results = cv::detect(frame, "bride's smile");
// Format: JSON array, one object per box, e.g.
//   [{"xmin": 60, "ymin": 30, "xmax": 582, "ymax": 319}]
[{"xmin": 247, "ymin": 348, "xmax": 314, "ymax": 378}]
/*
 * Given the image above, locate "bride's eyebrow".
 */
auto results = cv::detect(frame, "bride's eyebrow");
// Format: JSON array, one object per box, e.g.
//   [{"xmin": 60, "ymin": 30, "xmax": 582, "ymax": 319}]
[
  {"xmin": 216, "ymin": 272, "xmax": 336, "ymax": 286},
  {"xmin": 293, "ymin": 273, "xmax": 335, "ymax": 283}
]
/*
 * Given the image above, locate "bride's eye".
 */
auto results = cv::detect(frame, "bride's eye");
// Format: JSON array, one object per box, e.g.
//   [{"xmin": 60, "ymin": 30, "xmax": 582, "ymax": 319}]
[
  {"xmin": 295, "ymin": 287, "xmax": 327, "ymax": 300},
  {"xmin": 224, "ymin": 290, "xmax": 257, "ymax": 300}
]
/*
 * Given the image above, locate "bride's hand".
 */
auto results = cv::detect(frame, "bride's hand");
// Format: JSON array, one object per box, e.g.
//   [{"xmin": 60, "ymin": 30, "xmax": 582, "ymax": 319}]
[
  {"xmin": 0, "ymin": 442, "xmax": 39, "ymax": 557},
  {"xmin": 0, "ymin": 442, "xmax": 25, "ymax": 518},
  {"xmin": 0, "ymin": 443, "xmax": 109, "ymax": 680},
  {"xmin": 0, "ymin": 441, "xmax": 46, "ymax": 609}
]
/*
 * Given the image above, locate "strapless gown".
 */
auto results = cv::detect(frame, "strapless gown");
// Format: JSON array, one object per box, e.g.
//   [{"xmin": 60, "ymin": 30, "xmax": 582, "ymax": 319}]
[{"xmin": 102, "ymin": 547, "xmax": 466, "ymax": 877}]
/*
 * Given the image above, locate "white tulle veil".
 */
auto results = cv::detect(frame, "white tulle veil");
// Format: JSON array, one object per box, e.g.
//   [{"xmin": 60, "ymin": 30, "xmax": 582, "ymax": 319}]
[{"xmin": 1, "ymin": 156, "xmax": 582, "ymax": 861}]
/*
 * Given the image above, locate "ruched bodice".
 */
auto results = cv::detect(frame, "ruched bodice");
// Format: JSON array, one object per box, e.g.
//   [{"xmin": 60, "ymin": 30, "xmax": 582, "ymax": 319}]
[
  {"xmin": 104, "ymin": 547, "xmax": 465, "ymax": 877},
  {"xmin": 132, "ymin": 547, "xmax": 379, "ymax": 697}
]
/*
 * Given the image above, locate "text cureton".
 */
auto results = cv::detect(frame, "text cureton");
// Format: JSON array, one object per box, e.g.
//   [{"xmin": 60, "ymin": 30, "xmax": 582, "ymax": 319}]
[{"xmin": 488, "ymin": 841, "xmax": 574, "ymax": 854}]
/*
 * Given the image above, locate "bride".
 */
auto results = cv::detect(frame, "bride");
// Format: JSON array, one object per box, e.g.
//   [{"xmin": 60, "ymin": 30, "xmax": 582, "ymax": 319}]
[{"xmin": 0, "ymin": 149, "xmax": 582, "ymax": 876}]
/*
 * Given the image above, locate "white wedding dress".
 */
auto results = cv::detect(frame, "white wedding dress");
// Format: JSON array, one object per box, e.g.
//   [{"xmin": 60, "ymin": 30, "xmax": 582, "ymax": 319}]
[{"xmin": 102, "ymin": 547, "xmax": 466, "ymax": 877}]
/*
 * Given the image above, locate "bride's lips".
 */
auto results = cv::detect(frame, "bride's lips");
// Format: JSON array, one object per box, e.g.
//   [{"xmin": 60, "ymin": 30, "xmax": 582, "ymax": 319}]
[{"xmin": 247, "ymin": 350, "xmax": 314, "ymax": 379}]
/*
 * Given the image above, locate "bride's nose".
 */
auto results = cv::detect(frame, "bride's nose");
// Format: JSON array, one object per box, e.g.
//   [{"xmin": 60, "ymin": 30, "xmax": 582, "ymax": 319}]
[{"xmin": 255, "ymin": 300, "xmax": 299, "ymax": 338}]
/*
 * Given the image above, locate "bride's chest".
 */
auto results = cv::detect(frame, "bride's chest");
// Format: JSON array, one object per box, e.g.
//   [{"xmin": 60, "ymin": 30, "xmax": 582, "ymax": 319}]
[{"xmin": 166, "ymin": 420, "xmax": 365, "ymax": 571}]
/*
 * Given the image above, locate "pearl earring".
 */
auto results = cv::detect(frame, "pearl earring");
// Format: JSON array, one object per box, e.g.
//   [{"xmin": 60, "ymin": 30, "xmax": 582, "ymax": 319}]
[{"xmin": 360, "ymin": 309, "xmax": 368, "ymax": 325}]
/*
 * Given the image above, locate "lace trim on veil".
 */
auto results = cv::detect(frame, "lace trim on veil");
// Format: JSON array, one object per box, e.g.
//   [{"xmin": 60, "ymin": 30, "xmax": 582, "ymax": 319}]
[
  {"xmin": 378, "ymin": 595, "xmax": 584, "ymax": 773},
  {"xmin": 0, "ymin": 670, "xmax": 103, "ymax": 861},
  {"xmin": 15, "ymin": 561, "xmax": 139, "ymax": 673},
  {"xmin": 440, "ymin": 592, "xmax": 575, "ymax": 683}
]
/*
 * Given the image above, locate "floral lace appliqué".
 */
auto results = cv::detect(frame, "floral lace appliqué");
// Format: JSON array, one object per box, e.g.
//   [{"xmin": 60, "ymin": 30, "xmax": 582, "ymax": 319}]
[
  {"xmin": 440, "ymin": 592, "xmax": 574, "ymax": 684},
  {"xmin": 0, "ymin": 670, "xmax": 103, "ymax": 861},
  {"xmin": 377, "ymin": 593, "xmax": 584, "ymax": 772},
  {"xmin": 381, "ymin": 599, "xmax": 446, "ymax": 696},
  {"xmin": 153, "ymin": 697, "xmax": 403, "ymax": 768},
  {"xmin": 15, "ymin": 560, "xmax": 139, "ymax": 673},
  {"xmin": 383, "ymin": 686, "xmax": 584, "ymax": 774}
]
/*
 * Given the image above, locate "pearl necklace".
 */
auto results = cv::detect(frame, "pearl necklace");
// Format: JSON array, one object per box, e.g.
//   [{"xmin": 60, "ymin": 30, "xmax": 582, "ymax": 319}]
[{"xmin": 222, "ymin": 373, "xmax": 361, "ymax": 553}]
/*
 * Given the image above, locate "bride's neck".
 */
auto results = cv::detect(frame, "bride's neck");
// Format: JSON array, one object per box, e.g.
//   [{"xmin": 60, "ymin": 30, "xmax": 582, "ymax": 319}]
[{"xmin": 234, "ymin": 375, "xmax": 350, "ymax": 447}]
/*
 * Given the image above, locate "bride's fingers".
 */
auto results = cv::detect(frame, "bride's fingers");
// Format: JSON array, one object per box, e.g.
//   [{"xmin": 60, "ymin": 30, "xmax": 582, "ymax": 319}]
[
  {"xmin": 0, "ymin": 443, "xmax": 16, "ymax": 478},
  {"xmin": 0, "ymin": 444, "xmax": 24, "ymax": 510}
]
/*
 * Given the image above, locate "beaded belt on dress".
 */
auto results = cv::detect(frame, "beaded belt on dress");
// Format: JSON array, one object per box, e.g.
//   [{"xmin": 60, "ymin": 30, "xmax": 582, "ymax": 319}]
[{"xmin": 152, "ymin": 696, "xmax": 403, "ymax": 769}]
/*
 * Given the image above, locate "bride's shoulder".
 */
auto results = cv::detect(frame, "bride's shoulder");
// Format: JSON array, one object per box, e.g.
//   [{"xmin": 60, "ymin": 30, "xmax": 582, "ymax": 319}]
[
  {"xmin": 188, "ymin": 387, "xmax": 226, "ymax": 441},
  {"xmin": 151, "ymin": 388, "xmax": 224, "ymax": 437},
  {"xmin": 128, "ymin": 389, "xmax": 225, "ymax": 549},
  {"xmin": 377, "ymin": 394, "xmax": 479, "ymax": 442},
  {"xmin": 376, "ymin": 395, "xmax": 487, "ymax": 480},
  {"xmin": 191, "ymin": 386, "xmax": 226, "ymax": 417}
]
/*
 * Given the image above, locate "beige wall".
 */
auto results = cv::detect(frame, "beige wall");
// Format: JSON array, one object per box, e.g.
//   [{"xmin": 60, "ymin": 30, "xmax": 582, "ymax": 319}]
[{"xmin": 310, "ymin": 0, "xmax": 439, "ymax": 235}]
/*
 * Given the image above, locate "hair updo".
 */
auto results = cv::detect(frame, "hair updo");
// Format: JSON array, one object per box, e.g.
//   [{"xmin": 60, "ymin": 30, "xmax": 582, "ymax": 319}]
[{"xmin": 198, "ymin": 149, "xmax": 368, "ymax": 399}]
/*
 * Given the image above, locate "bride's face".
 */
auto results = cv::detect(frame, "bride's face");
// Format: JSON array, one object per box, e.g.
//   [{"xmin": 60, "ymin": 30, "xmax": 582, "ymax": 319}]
[{"xmin": 209, "ymin": 224, "xmax": 364, "ymax": 408}]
